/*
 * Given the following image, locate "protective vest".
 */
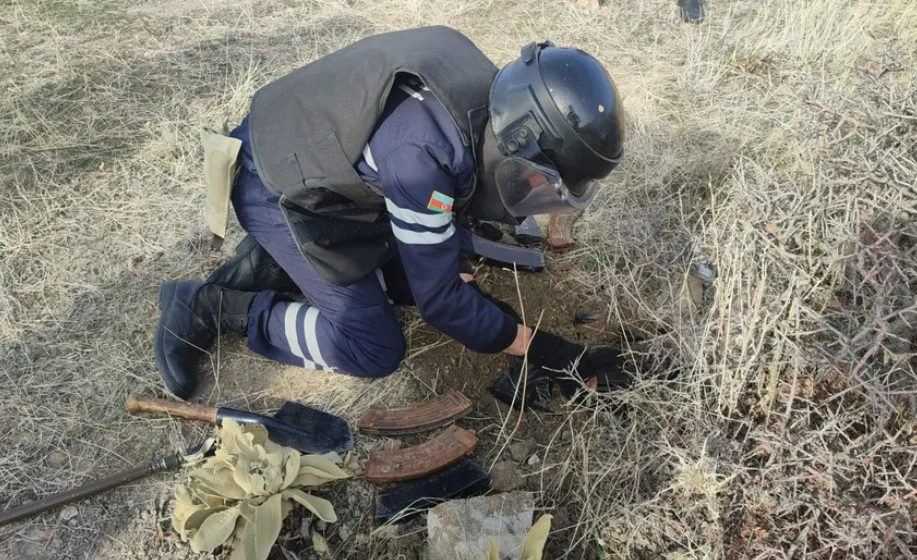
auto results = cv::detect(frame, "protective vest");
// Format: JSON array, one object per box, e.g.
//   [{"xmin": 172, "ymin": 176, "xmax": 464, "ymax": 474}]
[{"xmin": 247, "ymin": 26, "xmax": 497, "ymax": 285}]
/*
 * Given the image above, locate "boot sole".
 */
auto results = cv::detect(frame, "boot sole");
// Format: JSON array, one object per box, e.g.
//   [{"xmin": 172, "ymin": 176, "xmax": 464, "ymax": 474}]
[{"xmin": 153, "ymin": 280, "xmax": 194, "ymax": 399}]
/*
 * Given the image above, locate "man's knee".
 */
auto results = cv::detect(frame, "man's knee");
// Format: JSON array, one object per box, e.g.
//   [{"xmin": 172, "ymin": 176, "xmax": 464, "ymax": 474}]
[
  {"xmin": 332, "ymin": 309, "xmax": 405, "ymax": 378},
  {"xmin": 355, "ymin": 333, "xmax": 405, "ymax": 378}
]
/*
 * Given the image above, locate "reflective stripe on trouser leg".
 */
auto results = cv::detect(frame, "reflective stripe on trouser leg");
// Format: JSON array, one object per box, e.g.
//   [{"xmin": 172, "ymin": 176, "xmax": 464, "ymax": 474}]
[
  {"xmin": 281, "ymin": 302, "xmax": 332, "ymax": 371},
  {"xmin": 302, "ymin": 307, "xmax": 331, "ymax": 370},
  {"xmin": 282, "ymin": 302, "xmax": 314, "ymax": 369},
  {"xmin": 247, "ymin": 293, "xmax": 333, "ymax": 371}
]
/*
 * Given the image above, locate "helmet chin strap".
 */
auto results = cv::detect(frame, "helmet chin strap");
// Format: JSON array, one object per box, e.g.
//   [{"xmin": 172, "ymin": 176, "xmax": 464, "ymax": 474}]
[{"xmin": 466, "ymin": 124, "xmax": 520, "ymax": 224}]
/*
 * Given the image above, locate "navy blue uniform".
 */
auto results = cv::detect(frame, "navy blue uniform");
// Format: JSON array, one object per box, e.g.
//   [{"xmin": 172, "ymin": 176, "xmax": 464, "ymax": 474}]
[{"xmin": 231, "ymin": 79, "xmax": 517, "ymax": 377}]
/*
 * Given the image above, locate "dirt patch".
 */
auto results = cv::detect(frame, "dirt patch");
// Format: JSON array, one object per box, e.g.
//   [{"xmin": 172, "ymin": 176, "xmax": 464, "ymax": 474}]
[
  {"xmin": 227, "ymin": 256, "xmax": 629, "ymax": 560},
  {"xmin": 407, "ymin": 258, "xmax": 615, "ymax": 398}
]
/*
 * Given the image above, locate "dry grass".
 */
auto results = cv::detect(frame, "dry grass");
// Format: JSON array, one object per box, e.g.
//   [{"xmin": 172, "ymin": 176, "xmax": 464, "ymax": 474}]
[{"xmin": 1, "ymin": 0, "xmax": 916, "ymax": 558}]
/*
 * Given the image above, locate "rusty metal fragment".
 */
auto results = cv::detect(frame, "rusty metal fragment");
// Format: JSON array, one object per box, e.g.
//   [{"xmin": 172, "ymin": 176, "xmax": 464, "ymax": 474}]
[
  {"xmin": 365, "ymin": 426, "xmax": 478, "ymax": 484},
  {"xmin": 547, "ymin": 209, "xmax": 583, "ymax": 252},
  {"xmin": 359, "ymin": 390, "xmax": 472, "ymax": 436}
]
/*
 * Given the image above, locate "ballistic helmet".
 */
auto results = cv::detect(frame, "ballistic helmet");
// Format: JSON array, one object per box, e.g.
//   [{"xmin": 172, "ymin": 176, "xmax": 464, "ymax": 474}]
[{"xmin": 483, "ymin": 41, "xmax": 624, "ymax": 221}]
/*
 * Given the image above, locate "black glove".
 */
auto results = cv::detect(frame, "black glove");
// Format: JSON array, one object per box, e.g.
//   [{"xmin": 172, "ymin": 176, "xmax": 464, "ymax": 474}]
[
  {"xmin": 526, "ymin": 331, "xmax": 630, "ymax": 398},
  {"xmin": 489, "ymin": 341, "xmax": 630, "ymax": 409},
  {"xmin": 488, "ymin": 356, "xmax": 554, "ymax": 411},
  {"xmin": 525, "ymin": 330, "xmax": 587, "ymax": 372}
]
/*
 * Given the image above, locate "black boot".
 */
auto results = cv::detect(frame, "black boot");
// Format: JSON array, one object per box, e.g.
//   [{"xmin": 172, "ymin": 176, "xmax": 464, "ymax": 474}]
[
  {"xmin": 154, "ymin": 280, "xmax": 256, "ymax": 399},
  {"xmin": 206, "ymin": 235, "xmax": 299, "ymax": 294}
]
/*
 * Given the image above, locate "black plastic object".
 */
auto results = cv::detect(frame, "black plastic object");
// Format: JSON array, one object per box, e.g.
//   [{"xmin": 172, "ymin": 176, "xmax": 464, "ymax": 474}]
[
  {"xmin": 471, "ymin": 235, "xmax": 545, "ymax": 272},
  {"xmin": 489, "ymin": 357, "xmax": 554, "ymax": 411},
  {"xmin": 573, "ymin": 311, "xmax": 600, "ymax": 325},
  {"xmin": 678, "ymin": 0, "xmax": 705, "ymax": 23},
  {"xmin": 513, "ymin": 216, "xmax": 545, "ymax": 248},
  {"xmin": 475, "ymin": 220, "xmax": 506, "ymax": 242},
  {"xmin": 375, "ymin": 459, "xmax": 491, "ymax": 522}
]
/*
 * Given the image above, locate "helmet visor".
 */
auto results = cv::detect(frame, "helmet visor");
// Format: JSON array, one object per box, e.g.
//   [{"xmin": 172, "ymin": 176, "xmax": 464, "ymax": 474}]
[{"xmin": 495, "ymin": 157, "xmax": 597, "ymax": 217}]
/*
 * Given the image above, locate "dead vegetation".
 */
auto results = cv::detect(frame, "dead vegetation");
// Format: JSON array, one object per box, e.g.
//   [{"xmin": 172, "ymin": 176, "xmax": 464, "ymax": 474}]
[{"xmin": 1, "ymin": 0, "xmax": 916, "ymax": 559}]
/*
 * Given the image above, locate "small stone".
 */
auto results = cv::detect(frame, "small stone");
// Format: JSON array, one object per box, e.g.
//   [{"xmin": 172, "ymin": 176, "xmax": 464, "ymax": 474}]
[
  {"xmin": 300, "ymin": 517, "xmax": 312, "ymax": 538},
  {"xmin": 344, "ymin": 453, "xmax": 361, "ymax": 475},
  {"xmin": 314, "ymin": 520, "xmax": 327, "ymax": 532},
  {"xmin": 526, "ymin": 454, "xmax": 541, "ymax": 466},
  {"xmin": 47, "ymin": 451, "xmax": 68, "ymax": 468},
  {"xmin": 509, "ymin": 440, "xmax": 534, "ymax": 463},
  {"xmin": 59, "ymin": 506, "xmax": 79, "ymax": 522},
  {"xmin": 561, "ymin": 429, "xmax": 573, "ymax": 443},
  {"xmin": 338, "ymin": 524, "xmax": 351, "ymax": 541},
  {"xmin": 686, "ymin": 275, "xmax": 705, "ymax": 307},
  {"xmin": 489, "ymin": 461, "xmax": 523, "ymax": 492},
  {"xmin": 694, "ymin": 262, "xmax": 716, "ymax": 282},
  {"xmin": 155, "ymin": 494, "xmax": 168, "ymax": 515},
  {"xmin": 427, "ymin": 492, "xmax": 535, "ymax": 560}
]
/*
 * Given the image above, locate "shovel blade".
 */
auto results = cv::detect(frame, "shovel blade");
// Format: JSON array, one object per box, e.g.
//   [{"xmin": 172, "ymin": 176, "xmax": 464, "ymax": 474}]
[
  {"xmin": 273, "ymin": 402, "xmax": 352, "ymax": 453},
  {"xmin": 218, "ymin": 404, "xmax": 352, "ymax": 455}
]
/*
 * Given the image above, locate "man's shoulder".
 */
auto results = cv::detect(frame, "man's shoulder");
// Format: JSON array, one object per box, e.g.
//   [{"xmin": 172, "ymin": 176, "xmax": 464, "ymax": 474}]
[{"xmin": 369, "ymin": 80, "xmax": 474, "ymax": 173}]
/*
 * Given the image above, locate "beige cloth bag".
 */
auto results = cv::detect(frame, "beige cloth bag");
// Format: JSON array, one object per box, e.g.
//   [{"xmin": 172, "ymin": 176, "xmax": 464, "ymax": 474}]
[{"xmin": 201, "ymin": 129, "xmax": 242, "ymax": 251}]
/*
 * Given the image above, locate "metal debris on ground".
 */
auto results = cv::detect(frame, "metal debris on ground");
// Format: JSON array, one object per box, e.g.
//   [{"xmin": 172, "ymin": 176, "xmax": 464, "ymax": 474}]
[
  {"xmin": 375, "ymin": 459, "xmax": 491, "ymax": 522},
  {"xmin": 471, "ymin": 235, "xmax": 546, "ymax": 272},
  {"xmin": 359, "ymin": 390, "xmax": 472, "ymax": 435},
  {"xmin": 512, "ymin": 216, "xmax": 546, "ymax": 247},
  {"xmin": 547, "ymin": 209, "xmax": 582, "ymax": 251},
  {"xmin": 573, "ymin": 310, "xmax": 600, "ymax": 324},
  {"xmin": 0, "ymin": 439, "xmax": 217, "ymax": 527},
  {"xmin": 365, "ymin": 425, "xmax": 478, "ymax": 484}
]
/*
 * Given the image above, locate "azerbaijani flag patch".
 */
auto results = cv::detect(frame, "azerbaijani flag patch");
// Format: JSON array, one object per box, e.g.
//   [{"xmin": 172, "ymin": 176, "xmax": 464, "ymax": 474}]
[{"xmin": 426, "ymin": 191, "xmax": 454, "ymax": 213}]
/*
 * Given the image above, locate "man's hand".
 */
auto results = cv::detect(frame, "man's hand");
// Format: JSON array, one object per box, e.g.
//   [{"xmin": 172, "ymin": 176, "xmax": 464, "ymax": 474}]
[{"xmin": 521, "ymin": 330, "xmax": 584, "ymax": 370}]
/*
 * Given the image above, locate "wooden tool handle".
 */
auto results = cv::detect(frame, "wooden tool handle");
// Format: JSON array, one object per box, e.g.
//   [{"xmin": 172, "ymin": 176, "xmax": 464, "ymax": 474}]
[{"xmin": 125, "ymin": 394, "xmax": 219, "ymax": 424}]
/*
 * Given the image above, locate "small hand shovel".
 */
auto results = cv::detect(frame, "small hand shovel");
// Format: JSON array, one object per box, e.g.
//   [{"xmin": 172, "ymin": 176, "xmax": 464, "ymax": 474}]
[{"xmin": 126, "ymin": 394, "xmax": 352, "ymax": 454}]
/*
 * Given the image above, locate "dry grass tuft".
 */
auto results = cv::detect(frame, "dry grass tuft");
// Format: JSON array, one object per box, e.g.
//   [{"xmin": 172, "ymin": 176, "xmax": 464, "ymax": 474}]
[
  {"xmin": 1, "ymin": 0, "xmax": 915, "ymax": 558},
  {"xmin": 553, "ymin": 2, "xmax": 917, "ymax": 557}
]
